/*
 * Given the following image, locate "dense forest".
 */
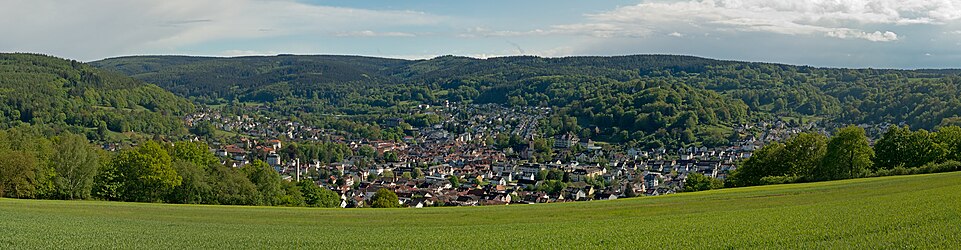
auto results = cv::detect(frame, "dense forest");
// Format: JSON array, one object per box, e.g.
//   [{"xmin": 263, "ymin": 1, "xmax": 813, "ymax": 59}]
[
  {"xmin": 93, "ymin": 54, "xmax": 961, "ymax": 148},
  {"xmin": 0, "ymin": 53, "xmax": 193, "ymax": 140}
]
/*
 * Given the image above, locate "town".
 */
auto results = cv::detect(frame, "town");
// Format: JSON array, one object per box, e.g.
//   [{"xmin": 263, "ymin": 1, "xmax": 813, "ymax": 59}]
[{"xmin": 181, "ymin": 102, "xmax": 853, "ymax": 208}]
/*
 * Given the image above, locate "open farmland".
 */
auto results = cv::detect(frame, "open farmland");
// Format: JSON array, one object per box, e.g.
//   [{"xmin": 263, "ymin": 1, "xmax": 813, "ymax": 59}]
[{"xmin": 2, "ymin": 172, "xmax": 960, "ymax": 249}]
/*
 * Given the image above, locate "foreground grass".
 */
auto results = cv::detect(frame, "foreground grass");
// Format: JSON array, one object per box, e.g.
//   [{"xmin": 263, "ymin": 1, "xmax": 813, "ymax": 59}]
[{"xmin": 3, "ymin": 172, "xmax": 961, "ymax": 249}]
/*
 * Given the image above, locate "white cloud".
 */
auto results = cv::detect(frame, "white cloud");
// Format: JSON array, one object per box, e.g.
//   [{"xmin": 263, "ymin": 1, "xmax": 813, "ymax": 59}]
[
  {"xmin": 579, "ymin": 0, "xmax": 961, "ymax": 42},
  {"xmin": 469, "ymin": 0, "xmax": 961, "ymax": 42},
  {"xmin": 461, "ymin": 23, "xmax": 650, "ymax": 38},
  {"xmin": 668, "ymin": 32, "xmax": 684, "ymax": 37},
  {"xmin": 0, "ymin": 0, "xmax": 444, "ymax": 60},
  {"xmin": 826, "ymin": 30, "xmax": 899, "ymax": 41},
  {"xmin": 333, "ymin": 30, "xmax": 417, "ymax": 37},
  {"xmin": 218, "ymin": 50, "xmax": 280, "ymax": 57}
]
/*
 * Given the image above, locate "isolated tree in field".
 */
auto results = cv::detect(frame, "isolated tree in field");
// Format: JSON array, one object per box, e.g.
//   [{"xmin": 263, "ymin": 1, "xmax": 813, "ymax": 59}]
[
  {"xmin": 370, "ymin": 188, "xmax": 399, "ymax": 208},
  {"xmin": 817, "ymin": 126, "xmax": 873, "ymax": 180},
  {"xmin": 49, "ymin": 133, "xmax": 100, "ymax": 199},
  {"xmin": 684, "ymin": 173, "xmax": 723, "ymax": 192},
  {"xmin": 781, "ymin": 132, "xmax": 827, "ymax": 177}
]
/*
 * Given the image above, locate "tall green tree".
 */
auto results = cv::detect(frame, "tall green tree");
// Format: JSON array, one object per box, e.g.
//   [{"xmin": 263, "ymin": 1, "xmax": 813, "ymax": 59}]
[
  {"xmin": 781, "ymin": 132, "xmax": 827, "ymax": 177},
  {"xmin": 104, "ymin": 141, "xmax": 182, "ymax": 202},
  {"xmin": 684, "ymin": 173, "xmax": 724, "ymax": 192},
  {"xmin": 242, "ymin": 160, "xmax": 282, "ymax": 206},
  {"xmin": 277, "ymin": 180, "xmax": 305, "ymax": 207},
  {"xmin": 169, "ymin": 141, "xmax": 218, "ymax": 168},
  {"xmin": 936, "ymin": 126, "xmax": 961, "ymax": 162},
  {"xmin": 370, "ymin": 188, "xmax": 399, "ymax": 208},
  {"xmin": 731, "ymin": 142, "xmax": 785, "ymax": 186},
  {"xmin": 448, "ymin": 175, "xmax": 461, "ymax": 187},
  {"xmin": 49, "ymin": 133, "xmax": 100, "ymax": 199},
  {"xmin": 298, "ymin": 180, "xmax": 341, "ymax": 208},
  {"xmin": 817, "ymin": 126, "xmax": 873, "ymax": 180},
  {"xmin": 167, "ymin": 160, "xmax": 212, "ymax": 204},
  {"xmin": 0, "ymin": 150, "xmax": 39, "ymax": 198},
  {"xmin": 206, "ymin": 164, "xmax": 259, "ymax": 205},
  {"xmin": 874, "ymin": 126, "xmax": 946, "ymax": 170}
]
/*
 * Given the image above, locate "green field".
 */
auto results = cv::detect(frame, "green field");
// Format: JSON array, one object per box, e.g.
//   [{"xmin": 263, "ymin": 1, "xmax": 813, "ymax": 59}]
[{"xmin": 3, "ymin": 172, "xmax": 960, "ymax": 249}]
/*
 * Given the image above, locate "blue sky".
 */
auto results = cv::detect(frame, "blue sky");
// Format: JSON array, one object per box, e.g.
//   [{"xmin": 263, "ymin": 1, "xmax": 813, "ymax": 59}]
[{"xmin": 2, "ymin": 0, "xmax": 961, "ymax": 68}]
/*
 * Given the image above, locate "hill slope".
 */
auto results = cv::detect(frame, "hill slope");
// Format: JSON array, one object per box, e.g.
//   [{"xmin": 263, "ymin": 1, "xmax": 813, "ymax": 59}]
[
  {"xmin": 0, "ymin": 53, "xmax": 193, "ymax": 138},
  {"xmin": 93, "ymin": 54, "xmax": 961, "ymax": 147},
  {"xmin": 2, "ymin": 171, "xmax": 959, "ymax": 248}
]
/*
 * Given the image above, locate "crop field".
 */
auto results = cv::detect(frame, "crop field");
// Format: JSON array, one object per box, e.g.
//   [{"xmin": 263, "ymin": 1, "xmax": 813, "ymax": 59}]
[{"xmin": 2, "ymin": 172, "xmax": 960, "ymax": 249}]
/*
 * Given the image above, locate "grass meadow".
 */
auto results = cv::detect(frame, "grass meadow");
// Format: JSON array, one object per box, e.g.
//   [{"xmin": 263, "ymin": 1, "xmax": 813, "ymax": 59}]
[{"xmin": 2, "ymin": 172, "xmax": 960, "ymax": 249}]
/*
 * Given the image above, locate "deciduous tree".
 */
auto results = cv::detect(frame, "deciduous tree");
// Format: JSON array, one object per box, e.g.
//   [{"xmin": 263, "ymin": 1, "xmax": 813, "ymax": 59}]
[
  {"xmin": 817, "ymin": 126, "xmax": 873, "ymax": 180},
  {"xmin": 370, "ymin": 188, "xmax": 399, "ymax": 208}
]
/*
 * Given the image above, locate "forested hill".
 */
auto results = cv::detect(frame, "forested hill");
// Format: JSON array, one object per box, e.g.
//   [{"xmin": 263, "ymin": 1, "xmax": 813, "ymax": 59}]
[
  {"xmin": 0, "ymin": 53, "xmax": 193, "ymax": 139},
  {"xmin": 92, "ymin": 54, "xmax": 961, "ymax": 147},
  {"xmin": 91, "ymin": 55, "xmax": 410, "ymax": 101}
]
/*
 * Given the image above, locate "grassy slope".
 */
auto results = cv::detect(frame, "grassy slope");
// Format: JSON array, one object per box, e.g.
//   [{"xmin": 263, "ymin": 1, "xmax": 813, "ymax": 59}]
[{"xmin": 2, "ymin": 172, "xmax": 960, "ymax": 249}]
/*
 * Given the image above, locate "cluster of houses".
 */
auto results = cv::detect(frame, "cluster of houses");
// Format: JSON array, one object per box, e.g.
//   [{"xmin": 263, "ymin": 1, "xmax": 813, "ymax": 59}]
[{"xmin": 190, "ymin": 103, "xmax": 838, "ymax": 208}]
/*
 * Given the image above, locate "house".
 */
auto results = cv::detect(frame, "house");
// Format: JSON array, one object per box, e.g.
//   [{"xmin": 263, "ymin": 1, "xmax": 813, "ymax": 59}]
[
  {"xmin": 224, "ymin": 145, "xmax": 247, "ymax": 161},
  {"xmin": 594, "ymin": 192, "xmax": 618, "ymax": 200},
  {"xmin": 267, "ymin": 139, "xmax": 282, "ymax": 150},
  {"xmin": 368, "ymin": 166, "xmax": 385, "ymax": 176},
  {"xmin": 565, "ymin": 187, "xmax": 588, "ymax": 201},
  {"xmin": 570, "ymin": 166, "xmax": 606, "ymax": 182},
  {"xmin": 553, "ymin": 132, "xmax": 579, "ymax": 148},
  {"xmin": 519, "ymin": 163, "xmax": 543, "ymax": 179},
  {"xmin": 644, "ymin": 188, "xmax": 660, "ymax": 196},
  {"xmin": 489, "ymin": 176, "xmax": 508, "ymax": 186},
  {"xmin": 266, "ymin": 153, "xmax": 281, "ymax": 166},
  {"xmin": 644, "ymin": 173, "xmax": 661, "ymax": 190}
]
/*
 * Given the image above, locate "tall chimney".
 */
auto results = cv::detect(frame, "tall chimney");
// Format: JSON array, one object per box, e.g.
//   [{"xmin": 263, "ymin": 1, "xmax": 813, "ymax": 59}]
[{"xmin": 296, "ymin": 158, "xmax": 301, "ymax": 182}]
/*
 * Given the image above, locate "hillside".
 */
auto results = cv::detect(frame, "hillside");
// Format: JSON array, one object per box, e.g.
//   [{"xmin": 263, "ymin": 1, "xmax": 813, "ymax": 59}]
[
  {"xmin": 93, "ymin": 54, "xmax": 961, "ymax": 147},
  {"xmin": 91, "ymin": 55, "xmax": 410, "ymax": 102},
  {"xmin": 0, "ymin": 53, "xmax": 193, "ymax": 139},
  {"xmin": 2, "ymin": 171, "xmax": 959, "ymax": 248}
]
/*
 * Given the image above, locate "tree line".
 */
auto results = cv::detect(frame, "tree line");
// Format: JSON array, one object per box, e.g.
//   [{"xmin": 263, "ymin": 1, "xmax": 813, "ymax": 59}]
[
  {"xmin": 729, "ymin": 125, "xmax": 961, "ymax": 187},
  {"xmin": 0, "ymin": 125, "xmax": 343, "ymax": 208}
]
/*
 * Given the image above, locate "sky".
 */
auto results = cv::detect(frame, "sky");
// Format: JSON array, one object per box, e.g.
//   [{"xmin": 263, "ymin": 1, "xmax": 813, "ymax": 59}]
[{"xmin": 2, "ymin": 0, "xmax": 961, "ymax": 68}]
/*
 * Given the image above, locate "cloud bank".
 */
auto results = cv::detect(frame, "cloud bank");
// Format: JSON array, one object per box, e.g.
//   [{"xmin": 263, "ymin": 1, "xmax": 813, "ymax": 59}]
[
  {"xmin": 472, "ymin": 0, "xmax": 961, "ymax": 42},
  {"xmin": 0, "ymin": 0, "xmax": 443, "ymax": 60}
]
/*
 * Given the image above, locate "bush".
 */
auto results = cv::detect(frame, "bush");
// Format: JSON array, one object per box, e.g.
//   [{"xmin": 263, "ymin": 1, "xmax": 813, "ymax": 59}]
[
  {"xmin": 759, "ymin": 175, "xmax": 803, "ymax": 185},
  {"xmin": 918, "ymin": 161, "xmax": 961, "ymax": 174}
]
